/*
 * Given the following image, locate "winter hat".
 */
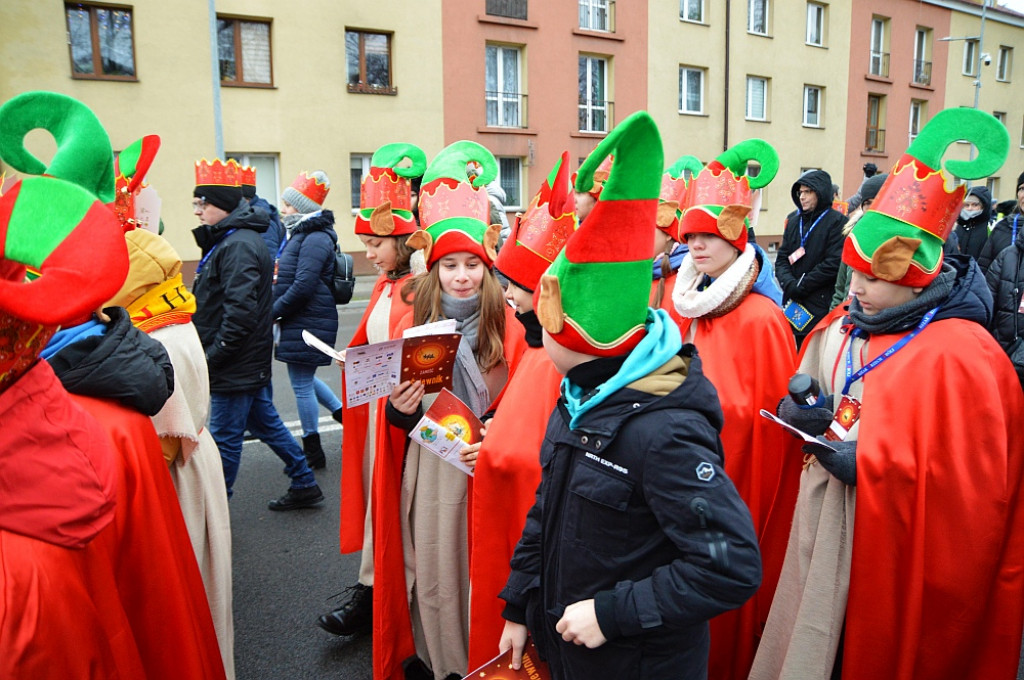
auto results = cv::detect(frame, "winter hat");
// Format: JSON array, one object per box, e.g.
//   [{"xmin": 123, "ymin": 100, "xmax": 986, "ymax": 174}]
[
  {"xmin": 0, "ymin": 91, "xmax": 129, "ymax": 326},
  {"xmin": 859, "ymin": 172, "xmax": 888, "ymax": 204},
  {"xmin": 113, "ymin": 134, "xmax": 160, "ymax": 232},
  {"xmin": 108, "ymin": 228, "xmax": 183, "ymax": 308},
  {"xmin": 194, "ymin": 158, "xmax": 241, "ymax": 212},
  {"xmin": 1016, "ymin": 170, "xmax": 1024, "ymax": 193},
  {"xmin": 536, "ymin": 111, "xmax": 663, "ymax": 357},
  {"xmin": 355, "ymin": 143, "xmax": 427, "ymax": 237},
  {"xmin": 239, "ymin": 164, "xmax": 256, "ymax": 199},
  {"xmin": 281, "ymin": 170, "xmax": 329, "ymax": 214},
  {"xmin": 844, "ymin": 108, "xmax": 1009, "ymax": 286},
  {"xmin": 494, "ymin": 151, "xmax": 578, "ymax": 292},
  {"xmin": 408, "ymin": 140, "xmax": 500, "ymax": 267},
  {"xmin": 657, "ymin": 155, "xmax": 703, "ymax": 236},
  {"xmin": 677, "ymin": 139, "xmax": 779, "ymax": 251}
]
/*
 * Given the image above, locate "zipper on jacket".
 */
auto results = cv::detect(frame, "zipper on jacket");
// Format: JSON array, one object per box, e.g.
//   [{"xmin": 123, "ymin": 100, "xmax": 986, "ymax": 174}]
[{"xmin": 690, "ymin": 497, "xmax": 730, "ymax": 571}]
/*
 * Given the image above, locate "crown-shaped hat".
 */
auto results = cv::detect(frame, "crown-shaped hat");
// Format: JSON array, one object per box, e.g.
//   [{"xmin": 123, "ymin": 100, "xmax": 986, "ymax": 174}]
[
  {"xmin": 657, "ymin": 154, "xmax": 703, "ymax": 236},
  {"xmin": 239, "ymin": 165, "xmax": 256, "ymax": 187},
  {"xmin": 494, "ymin": 151, "xmax": 578, "ymax": 292},
  {"xmin": 113, "ymin": 135, "xmax": 160, "ymax": 232},
  {"xmin": 194, "ymin": 158, "xmax": 240, "ymax": 187},
  {"xmin": 408, "ymin": 140, "xmax": 500, "ymax": 267},
  {"xmin": 536, "ymin": 111, "xmax": 663, "ymax": 357},
  {"xmin": 355, "ymin": 143, "xmax": 427, "ymax": 237},
  {"xmin": 844, "ymin": 109, "xmax": 1009, "ymax": 286},
  {"xmin": 676, "ymin": 139, "xmax": 778, "ymax": 251},
  {"xmin": 0, "ymin": 91, "xmax": 128, "ymax": 326}
]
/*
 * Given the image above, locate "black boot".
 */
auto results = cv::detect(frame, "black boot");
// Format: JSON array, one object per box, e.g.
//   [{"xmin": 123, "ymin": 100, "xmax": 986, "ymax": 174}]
[
  {"xmin": 332, "ymin": 407, "xmax": 344, "ymax": 424},
  {"xmin": 302, "ymin": 432, "xmax": 327, "ymax": 470},
  {"xmin": 267, "ymin": 484, "xmax": 324, "ymax": 511},
  {"xmin": 317, "ymin": 583, "xmax": 373, "ymax": 636}
]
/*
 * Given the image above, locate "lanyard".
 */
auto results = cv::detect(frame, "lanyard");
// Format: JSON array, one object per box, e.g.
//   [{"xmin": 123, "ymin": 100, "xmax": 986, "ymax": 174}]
[
  {"xmin": 842, "ymin": 306, "xmax": 939, "ymax": 396},
  {"xmin": 799, "ymin": 211, "xmax": 827, "ymax": 248},
  {"xmin": 276, "ymin": 235, "xmax": 288, "ymax": 261},
  {"xmin": 195, "ymin": 228, "xmax": 237, "ymax": 276},
  {"xmin": 1012, "ymin": 214, "xmax": 1020, "ymax": 244}
]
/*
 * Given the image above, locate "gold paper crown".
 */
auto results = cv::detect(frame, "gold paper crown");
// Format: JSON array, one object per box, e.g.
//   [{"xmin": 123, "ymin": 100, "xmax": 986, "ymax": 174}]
[
  {"xmin": 195, "ymin": 158, "xmax": 240, "ymax": 187},
  {"xmin": 239, "ymin": 165, "xmax": 256, "ymax": 187},
  {"xmin": 290, "ymin": 171, "xmax": 330, "ymax": 206}
]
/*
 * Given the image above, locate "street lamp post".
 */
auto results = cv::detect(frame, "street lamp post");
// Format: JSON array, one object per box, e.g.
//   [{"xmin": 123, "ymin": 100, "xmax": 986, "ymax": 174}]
[{"xmin": 939, "ymin": 0, "xmax": 991, "ymax": 169}]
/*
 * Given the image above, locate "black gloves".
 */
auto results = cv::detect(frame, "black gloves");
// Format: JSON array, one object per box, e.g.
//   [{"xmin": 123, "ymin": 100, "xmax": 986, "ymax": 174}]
[
  {"xmin": 802, "ymin": 437, "xmax": 857, "ymax": 486},
  {"xmin": 776, "ymin": 394, "xmax": 835, "ymax": 437}
]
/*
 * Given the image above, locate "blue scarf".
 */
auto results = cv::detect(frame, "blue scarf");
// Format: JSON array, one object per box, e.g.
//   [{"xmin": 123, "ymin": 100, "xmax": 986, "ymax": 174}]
[{"xmin": 40, "ymin": 319, "xmax": 107, "ymax": 361}]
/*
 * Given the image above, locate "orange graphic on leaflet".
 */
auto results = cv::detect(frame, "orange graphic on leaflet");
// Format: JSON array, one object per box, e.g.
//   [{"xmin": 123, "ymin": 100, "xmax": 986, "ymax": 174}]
[
  {"xmin": 439, "ymin": 414, "xmax": 473, "ymax": 443},
  {"xmin": 409, "ymin": 341, "xmax": 448, "ymax": 369}
]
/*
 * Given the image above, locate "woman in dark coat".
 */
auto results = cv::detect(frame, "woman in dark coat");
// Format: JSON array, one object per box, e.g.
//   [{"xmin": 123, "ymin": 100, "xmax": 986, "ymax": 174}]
[{"xmin": 953, "ymin": 185, "xmax": 992, "ymax": 261}]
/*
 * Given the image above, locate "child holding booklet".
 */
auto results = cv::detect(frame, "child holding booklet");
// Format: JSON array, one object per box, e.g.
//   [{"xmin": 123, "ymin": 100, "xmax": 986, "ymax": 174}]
[{"xmin": 376, "ymin": 141, "xmax": 526, "ymax": 680}]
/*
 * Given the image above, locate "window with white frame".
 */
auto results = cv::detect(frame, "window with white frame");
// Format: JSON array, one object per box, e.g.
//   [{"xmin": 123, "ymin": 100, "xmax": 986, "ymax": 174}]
[
  {"xmin": 803, "ymin": 85, "xmax": 822, "ymax": 127},
  {"xmin": 806, "ymin": 3, "xmax": 825, "ymax": 47},
  {"xmin": 963, "ymin": 39, "xmax": 978, "ymax": 76},
  {"xmin": 680, "ymin": 0, "xmax": 703, "ymax": 23},
  {"xmin": 909, "ymin": 100, "xmax": 926, "ymax": 143},
  {"xmin": 748, "ymin": 0, "xmax": 769, "ymax": 35},
  {"xmin": 913, "ymin": 28, "xmax": 932, "ymax": 85},
  {"xmin": 497, "ymin": 157, "xmax": 523, "ymax": 210},
  {"xmin": 578, "ymin": 55, "xmax": 610, "ymax": 133},
  {"xmin": 350, "ymin": 153, "xmax": 372, "ymax": 212},
  {"xmin": 986, "ymin": 176, "xmax": 999, "ymax": 196},
  {"xmin": 746, "ymin": 76, "xmax": 768, "ymax": 121},
  {"xmin": 486, "ymin": 44, "xmax": 525, "ymax": 128},
  {"xmin": 579, "ymin": 0, "xmax": 612, "ymax": 32},
  {"xmin": 869, "ymin": 17, "xmax": 889, "ymax": 77},
  {"xmin": 678, "ymin": 66, "xmax": 705, "ymax": 114},
  {"xmin": 997, "ymin": 46, "xmax": 1012, "ymax": 82},
  {"xmin": 227, "ymin": 152, "xmax": 280, "ymax": 206}
]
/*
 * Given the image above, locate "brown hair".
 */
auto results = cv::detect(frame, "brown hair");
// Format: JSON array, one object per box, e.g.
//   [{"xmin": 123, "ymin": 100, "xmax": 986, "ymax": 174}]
[
  {"xmin": 387, "ymin": 237, "xmax": 417, "ymax": 279},
  {"xmin": 654, "ymin": 237, "xmax": 676, "ymax": 307}
]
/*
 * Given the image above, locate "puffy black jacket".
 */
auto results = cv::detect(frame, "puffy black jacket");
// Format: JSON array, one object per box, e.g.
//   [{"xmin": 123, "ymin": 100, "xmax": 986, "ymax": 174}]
[
  {"xmin": 47, "ymin": 306, "xmax": 174, "ymax": 416},
  {"xmin": 250, "ymin": 194, "xmax": 286, "ymax": 257},
  {"xmin": 775, "ymin": 170, "xmax": 847, "ymax": 337},
  {"xmin": 978, "ymin": 211, "xmax": 1023, "ymax": 273},
  {"xmin": 954, "ymin": 186, "xmax": 992, "ymax": 261},
  {"xmin": 501, "ymin": 346, "xmax": 761, "ymax": 680},
  {"xmin": 986, "ymin": 230, "xmax": 1024, "ymax": 351},
  {"xmin": 191, "ymin": 203, "xmax": 274, "ymax": 392},
  {"xmin": 273, "ymin": 210, "xmax": 339, "ymax": 366}
]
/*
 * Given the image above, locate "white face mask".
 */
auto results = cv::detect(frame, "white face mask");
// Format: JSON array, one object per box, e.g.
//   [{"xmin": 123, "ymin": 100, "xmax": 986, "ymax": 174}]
[{"xmin": 960, "ymin": 207, "xmax": 982, "ymax": 221}]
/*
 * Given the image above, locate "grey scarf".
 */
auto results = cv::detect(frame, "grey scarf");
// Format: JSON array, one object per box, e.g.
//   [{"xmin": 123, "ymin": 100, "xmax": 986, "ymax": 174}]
[
  {"xmin": 440, "ymin": 293, "xmax": 489, "ymax": 415},
  {"xmin": 848, "ymin": 266, "xmax": 955, "ymax": 334}
]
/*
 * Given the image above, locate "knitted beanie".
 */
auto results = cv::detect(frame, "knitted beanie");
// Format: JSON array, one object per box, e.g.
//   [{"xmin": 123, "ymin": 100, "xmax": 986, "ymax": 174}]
[
  {"xmin": 107, "ymin": 228, "xmax": 183, "ymax": 308},
  {"xmin": 355, "ymin": 143, "xmax": 427, "ymax": 237},
  {"xmin": 657, "ymin": 154, "xmax": 703, "ymax": 236},
  {"xmin": 113, "ymin": 134, "xmax": 160, "ymax": 232},
  {"xmin": 194, "ymin": 158, "xmax": 241, "ymax": 212},
  {"xmin": 536, "ymin": 111, "xmax": 663, "ymax": 357},
  {"xmin": 859, "ymin": 172, "xmax": 888, "ymax": 204},
  {"xmin": 282, "ymin": 170, "xmax": 330, "ymax": 214},
  {"xmin": 1016, "ymin": 170, "xmax": 1024, "ymax": 193},
  {"xmin": 844, "ymin": 108, "xmax": 1009, "ymax": 286}
]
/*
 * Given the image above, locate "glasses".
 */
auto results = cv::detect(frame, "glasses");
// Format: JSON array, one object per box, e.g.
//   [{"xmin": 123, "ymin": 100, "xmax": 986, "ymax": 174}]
[{"xmin": 192, "ymin": 199, "xmax": 208, "ymax": 211}]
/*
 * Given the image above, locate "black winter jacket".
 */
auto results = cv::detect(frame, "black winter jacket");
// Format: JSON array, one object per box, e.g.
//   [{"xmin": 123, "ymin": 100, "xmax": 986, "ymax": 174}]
[
  {"xmin": 986, "ymin": 230, "xmax": 1024, "ymax": 351},
  {"xmin": 273, "ymin": 210, "xmax": 340, "ymax": 366},
  {"xmin": 250, "ymin": 195, "xmax": 286, "ymax": 257},
  {"xmin": 501, "ymin": 346, "xmax": 761, "ymax": 680},
  {"xmin": 48, "ymin": 306, "xmax": 174, "ymax": 416},
  {"xmin": 191, "ymin": 203, "xmax": 274, "ymax": 392},
  {"xmin": 953, "ymin": 186, "xmax": 992, "ymax": 261},
  {"xmin": 978, "ymin": 210, "xmax": 1022, "ymax": 273},
  {"xmin": 775, "ymin": 170, "xmax": 847, "ymax": 336}
]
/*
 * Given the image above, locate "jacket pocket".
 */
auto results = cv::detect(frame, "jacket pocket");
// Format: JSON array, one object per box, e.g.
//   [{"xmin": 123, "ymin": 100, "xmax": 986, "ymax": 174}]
[{"xmin": 567, "ymin": 462, "xmax": 634, "ymax": 556}]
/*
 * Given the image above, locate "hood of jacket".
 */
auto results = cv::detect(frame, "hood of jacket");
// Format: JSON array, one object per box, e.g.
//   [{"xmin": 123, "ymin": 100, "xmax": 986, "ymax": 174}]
[
  {"xmin": 935, "ymin": 254, "xmax": 993, "ymax": 327},
  {"xmin": 290, "ymin": 209, "xmax": 339, "ymax": 244},
  {"xmin": 191, "ymin": 202, "xmax": 270, "ymax": 253},
  {"xmin": 956, "ymin": 185, "xmax": 993, "ymax": 227},
  {"xmin": 790, "ymin": 169, "xmax": 834, "ymax": 218},
  {"xmin": 46, "ymin": 306, "xmax": 174, "ymax": 416}
]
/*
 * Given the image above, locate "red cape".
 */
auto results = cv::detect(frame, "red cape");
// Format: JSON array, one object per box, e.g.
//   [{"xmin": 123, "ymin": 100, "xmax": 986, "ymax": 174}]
[
  {"xmin": 676, "ymin": 294, "xmax": 801, "ymax": 680},
  {"xmin": 340, "ymin": 273, "xmax": 416, "ymax": 553},
  {"xmin": 373, "ymin": 305, "xmax": 527, "ymax": 680},
  {"xmin": 467, "ymin": 345, "xmax": 562, "ymax": 668},
  {"xmin": 803, "ymin": 315, "xmax": 1024, "ymax": 679}
]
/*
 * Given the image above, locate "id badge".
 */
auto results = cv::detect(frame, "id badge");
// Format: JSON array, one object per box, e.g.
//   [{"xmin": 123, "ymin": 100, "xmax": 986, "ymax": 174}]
[
  {"xmin": 824, "ymin": 395, "xmax": 861, "ymax": 442},
  {"xmin": 788, "ymin": 247, "xmax": 806, "ymax": 265}
]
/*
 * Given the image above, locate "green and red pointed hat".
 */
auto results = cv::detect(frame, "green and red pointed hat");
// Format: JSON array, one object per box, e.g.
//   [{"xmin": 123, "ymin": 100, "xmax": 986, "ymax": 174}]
[
  {"xmin": 657, "ymin": 154, "xmax": 703, "ymax": 236},
  {"xmin": 844, "ymin": 108, "xmax": 1009, "ymax": 286},
  {"xmin": 355, "ymin": 143, "xmax": 427, "ymax": 237},
  {"xmin": 536, "ymin": 111, "xmax": 663, "ymax": 357},
  {"xmin": 0, "ymin": 91, "xmax": 128, "ymax": 326},
  {"xmin": 113, "ymin": 134, "xmax": 160, "ymax": 232}
]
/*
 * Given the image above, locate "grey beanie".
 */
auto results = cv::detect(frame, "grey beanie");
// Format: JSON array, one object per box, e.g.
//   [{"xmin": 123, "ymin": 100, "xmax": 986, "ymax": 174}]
[
  {"xmin": 281, "ymin": 170, "xmax": 330, "ymax": 214},
  {"xmin": 860, "ymin": 172, "xmax": 888, "ymax": 203}
]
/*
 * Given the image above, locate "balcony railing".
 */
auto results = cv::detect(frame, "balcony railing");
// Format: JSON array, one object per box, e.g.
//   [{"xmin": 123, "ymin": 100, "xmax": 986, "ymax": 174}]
[
  {"xmin": 486, "ymin": 0, "xmax": 527, "ymax": 20},
  {"xmin": 913, "ymin": 59, "xmax": 932, "ymax": 86},
  {"xmin": 579, "ymin": 0, "xmax": 616, "ymax": 32},
  {"xmin": 869, "ymin": 50, "xmax": 890, "ymax": 78},
  {"xmin": 485, "ymin": 91, "xmax": 528, "ymax": 128},
  {"xmin": 865, "ymin": 127, "xmax": 886, "ymax": 153},
  {"xmin": 578, "ymin": 99, "xmax": 614, "ymax": 133}
]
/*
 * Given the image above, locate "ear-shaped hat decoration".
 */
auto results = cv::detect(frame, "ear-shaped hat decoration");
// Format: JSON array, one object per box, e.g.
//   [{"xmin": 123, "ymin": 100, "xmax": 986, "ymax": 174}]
[
  {"xmin": 0, "ymin": 91, "xmax": 128, "ymax": 326},
  {"xmin": 657, "ymin": 154, "xmax": 703, "ymax": 234},
  {"xmin": 539, "ymin": 111, "xmax": 663, "ymax": 357},
  {"xmin": 113, "ymin": 135, "xmax": 160, "ymax": 232},
  {"xmin": 844, "ymin": 108, "xmax": 1010, "ymax": 285},
  {"xmin": 411, "ymin": 140, "xmax": 499, "ymax": 267},
  {"xmin": 355, "ymin": 143, "xmax": 427, "ymax": 237}
]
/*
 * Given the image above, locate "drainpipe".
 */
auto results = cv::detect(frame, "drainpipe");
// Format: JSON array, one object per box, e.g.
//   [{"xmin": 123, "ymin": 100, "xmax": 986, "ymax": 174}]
[
  {"xmin": 208, "ymin": 0, "xmax": 225, "ymax": 159},
  {"xmin": 723, "ymin": 0, "xmax": 731, "ymax": 151}
]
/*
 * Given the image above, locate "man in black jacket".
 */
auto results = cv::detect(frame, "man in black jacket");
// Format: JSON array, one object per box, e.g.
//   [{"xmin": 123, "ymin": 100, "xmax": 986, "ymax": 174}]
[
  {"xmin": 192, "ymin": 160, "xmax": 322, "ymax": 510},
  {"xmin": 775, "ymin": 169, "xmax": 847, "ymax": 347}
]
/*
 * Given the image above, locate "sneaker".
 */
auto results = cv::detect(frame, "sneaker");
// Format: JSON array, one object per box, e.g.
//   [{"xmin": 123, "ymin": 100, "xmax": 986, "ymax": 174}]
[
  {"xmin": 317, "ymin": 583, "xmax": 372, "ymax": 636},
  {"xmin": 267, "ymin": 484, "xmax": 324, "ymax": 511}
]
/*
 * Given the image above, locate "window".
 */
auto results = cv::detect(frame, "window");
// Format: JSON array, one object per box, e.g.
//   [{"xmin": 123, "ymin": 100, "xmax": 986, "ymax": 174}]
[
  {"xmin": 869, "ymin": 17, "xmax": 889, "ymax": 77},
  {"xmin": 217, "ymin": 17, "xmax": 272, "ymax": 86},
  {"xmin": 486, "ymin": 45, "xmax": 525, "ymax": 127},
  {"xmin": 866, "ymin": 94, "xmax": 886, "ymax": 152},
  {"xmin": 748, "ymin": 0, "xmax": 769, "ymax": 35},
  {"xmin": 680, "ymin": 0, "xmax": 703, "ymax": 23},
  {"xmin": 486, "ymin": 0, "xmax": 527, "ymax": 20},
  {"xmin": 350, "ymin": 154, "xmax": 372, "ymax": 212},
  {"xmin": 65, "ymin": 3, "xmax": 136, "ymax": 79},
  {"xmin": 806, "ymin": 3, "xmax": 825, "ymax": 47},
  {"xmin": 963, "ymin": 39, "xmax": 978, "ymax": 76},
  {"xmin": 803, "ymin": 86, "xmax": 822, "ymax": 127},
  {"xmin": 346, "ymin": 30, "xmax": 395, "ymax": 94},
  {"xmin": 913, "ymin": 28, "xmax": 931, "ymax": 85},
  {"xmin": 986, "ymin": 177, "xmax": 999, "ymax": 196},
  {"xmin": 746, "ymin": 76, "xmax": 768, "ymax": 121},
  {"xmin": 226, "ymin": 153, "xmax": 280, "ymax": 206},
  {"xmin": 497, "ymin": 157, "xmax": 524, "ymax": 210},
  {"xmin": 997, "ymin": 46, "xmax": 1012, "ymax": 82},
  {"xmin": 994, "ymin": 110, "xmax": 1007, "ymax": 126},
  {"xmin": 909, "ymin": 100, "xmax": 926, "ymax": 143},
  {"xmin": 579, "ymin": 0, "xmax": 614, "ymax": 32},
  {"xmin": 678, "ymin": 67, "xmax": 705, "ymax": 115},
  {"xmin": 578, "ymin": 55, "xmax": 611, "ymax": 133}
]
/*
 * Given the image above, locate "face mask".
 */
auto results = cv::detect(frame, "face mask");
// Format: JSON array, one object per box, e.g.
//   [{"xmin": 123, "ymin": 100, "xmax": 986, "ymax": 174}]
[{"xmin": 960, "ymin": 208, "xmax": 982, "ymax": 221}]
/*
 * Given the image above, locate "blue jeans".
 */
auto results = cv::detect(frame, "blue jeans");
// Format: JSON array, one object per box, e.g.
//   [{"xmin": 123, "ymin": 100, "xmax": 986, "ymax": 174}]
[
  {"xmin": 286, "ymin": 362, "xmax": 343, "ymax": 437},
  {"xmin": 209, "ymin": 383, "xmax": 317, "ymax": 497}
]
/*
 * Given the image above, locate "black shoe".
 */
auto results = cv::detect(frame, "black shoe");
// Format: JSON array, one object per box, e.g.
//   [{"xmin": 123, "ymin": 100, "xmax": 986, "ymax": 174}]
[
  {"xmin": 267, "ymin": 484, "xmax": 324, "ymax": 511},
  {"xmin": 402, "ymin": 657, "xmax": 432, "ymax": 680},
  {"xmin": 317, "ymin": 583, "xmax": 372, "ymax": 636},
  {"xmin": 332, "ymin": 407, "xmax": 344, "ymax": 425},
  {"xmin": 302, "ymin": 432, "xmax": 327, "ymax": 470}
]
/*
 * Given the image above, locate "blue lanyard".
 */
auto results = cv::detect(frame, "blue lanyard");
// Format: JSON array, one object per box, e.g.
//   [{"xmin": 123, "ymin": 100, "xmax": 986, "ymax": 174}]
[
  {"xmin": 799, "ymin": 211, "xmax": 827, "ymax": 248},
  {"xmin": 1012, "ymin": 214, "xmax": 1020, "ymax": 244},
  {"xmin": 276, "ymin": 235, "xmax": 288, "ymax": 261},
  {"xmin": 843, "ymin": 307, "xmax": 939, "ymax": 396},
  {"xmin": 195, "ymin": 228, "xmax": 237, "ymax": 275}
]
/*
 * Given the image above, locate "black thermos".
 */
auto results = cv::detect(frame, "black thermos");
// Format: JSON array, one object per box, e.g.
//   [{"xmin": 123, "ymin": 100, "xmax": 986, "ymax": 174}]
[{"xmin": 788, "ymin": 373, "xmax": 822, "ymax": 407}]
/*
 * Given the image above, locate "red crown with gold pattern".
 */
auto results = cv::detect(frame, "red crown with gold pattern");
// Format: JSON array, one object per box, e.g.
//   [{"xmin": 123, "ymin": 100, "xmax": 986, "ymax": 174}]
[
  {"xmin": 194, "ymin": 158, "xmax": 240, "ymax": 187},
  {"xmin": 239, "ymin": 165, "xmax": 256, "ymax": 187},
  {"xmin": 867, "ymin": 154, "xmax": 963, "ymax": 242},
  {"xmin": 290, "ymin": 171, "xmax": 329, "ymax": 206},
  {"xmin": 362, "ymin": 167, "xmax": 412, "ymax": 213},
  {"xmin": 418, "ymin": 177, "xmax": 490, "ymax": 228},
  {"xmin": 679, "ymin": 161, "xmax": 752, "ymax": 223}
]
